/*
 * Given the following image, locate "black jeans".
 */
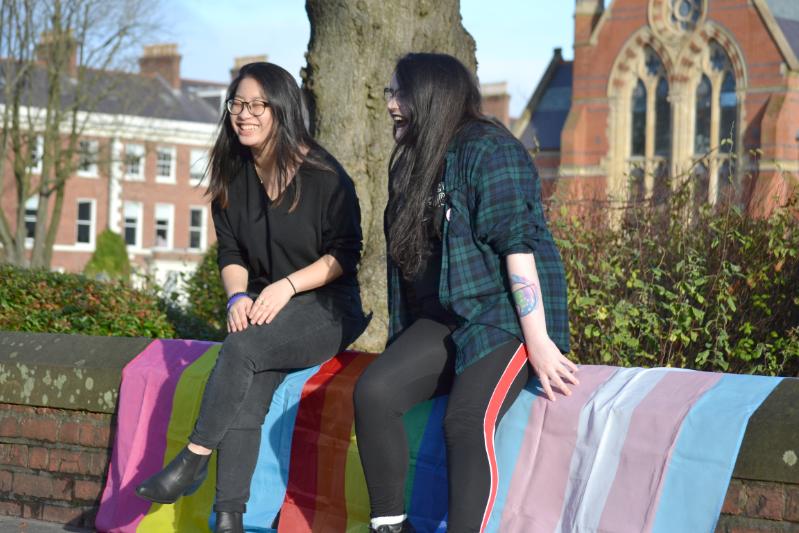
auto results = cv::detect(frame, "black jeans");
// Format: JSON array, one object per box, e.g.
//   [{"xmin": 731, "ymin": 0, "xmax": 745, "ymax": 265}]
[
  {"xmin": 354, "ymin": 319, "xmax": 529, "ymax": 532},
  {"xmin": 190, "ymin": 290, "xmax": 367, "ymax": 513}
]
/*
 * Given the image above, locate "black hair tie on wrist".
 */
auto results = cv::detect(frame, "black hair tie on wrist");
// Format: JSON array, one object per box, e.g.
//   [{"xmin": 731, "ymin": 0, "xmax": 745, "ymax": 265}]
[{"xmin": 285, "ymin": 277, "xmax": 297, "ymax": 295}]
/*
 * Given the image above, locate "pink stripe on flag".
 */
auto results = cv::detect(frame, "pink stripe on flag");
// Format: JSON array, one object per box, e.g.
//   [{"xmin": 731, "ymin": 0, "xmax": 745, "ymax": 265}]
[
  {"xmin": 597, "ymin": 370, "xmax": 722, "ymax": 533},
  {"xmin": 499, "ymin": 365, "xmax": 618, "ymax": 532},
  {"xmin": 96, "ymin": 339, "xmax": 215, "ymax": 533}
]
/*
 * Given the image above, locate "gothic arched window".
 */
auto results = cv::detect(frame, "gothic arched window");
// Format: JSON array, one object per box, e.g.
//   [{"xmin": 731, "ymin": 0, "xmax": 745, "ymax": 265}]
[
  {"xmin": 692, "ymin": 40, "xmax": 739, "ymax": 205},
  {"xmin": 626, "ymin": 46, "xmax": 671, "ymax": 204}
]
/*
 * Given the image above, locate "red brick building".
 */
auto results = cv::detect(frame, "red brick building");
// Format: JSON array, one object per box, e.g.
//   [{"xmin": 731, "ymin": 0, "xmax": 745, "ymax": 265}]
[
  {"xmin": 515, "ymin": 0, "xmax": 799, "ymax": 214},
  {"xmin": 1, "ymin": 44, "xmax": 232, "ymax": 288}
]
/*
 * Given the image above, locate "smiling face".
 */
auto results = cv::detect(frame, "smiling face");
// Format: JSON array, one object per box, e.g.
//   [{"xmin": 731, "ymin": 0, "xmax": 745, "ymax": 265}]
[
  {"xmin": 386, "ymin": 72, "xmax": 408, "ymax": 141},
  {"xmin": 229, "ymin": 76, "xmax": 274, "ymax": 154}
]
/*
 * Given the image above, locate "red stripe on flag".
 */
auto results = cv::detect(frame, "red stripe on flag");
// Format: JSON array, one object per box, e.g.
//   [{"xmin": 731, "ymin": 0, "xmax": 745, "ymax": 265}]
[
  {"xmin": 479, "ymin": 344, "xmax": 528, "ymax": 532},
  {"xmin": 311, "ymin": 353, "xmax": 375, "ymax": 532},
  {"xmin": 279, "ymin": 352, "xmax": 364, "ymax": 533}
]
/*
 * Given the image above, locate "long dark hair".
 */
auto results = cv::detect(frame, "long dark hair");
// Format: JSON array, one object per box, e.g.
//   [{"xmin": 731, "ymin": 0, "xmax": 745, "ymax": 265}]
[
  {"xmin": 386, "ymin": 53, "xmax": 485, "ymax": 278},
  {"xmin": 206, "ymin": 62, "xmax": 325, "ymax": 209}
]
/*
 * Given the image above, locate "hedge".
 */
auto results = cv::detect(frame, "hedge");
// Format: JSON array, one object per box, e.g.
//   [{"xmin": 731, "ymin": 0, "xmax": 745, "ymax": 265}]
[
  {"xmin": 0, "ymin": 265, "xmax": 175, "ymax": 338},
  {"xmin": 551, "ymin": 194, "xmax": 799, "ymax": 377}
]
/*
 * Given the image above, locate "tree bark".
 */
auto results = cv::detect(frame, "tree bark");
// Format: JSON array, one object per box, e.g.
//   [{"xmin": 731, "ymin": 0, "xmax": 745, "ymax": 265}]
[{"xmin": 304, "ymin": 0, "xmax": 476, "ymax": 352}]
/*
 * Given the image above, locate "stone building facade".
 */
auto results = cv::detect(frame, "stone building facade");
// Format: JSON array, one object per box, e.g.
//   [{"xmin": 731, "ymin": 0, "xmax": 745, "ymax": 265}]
[{"xmin": 515, "ymin": 0, "xmax": 799, "ymax": 215}]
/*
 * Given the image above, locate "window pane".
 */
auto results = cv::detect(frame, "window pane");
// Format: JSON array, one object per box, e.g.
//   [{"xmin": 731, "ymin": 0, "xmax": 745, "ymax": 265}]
[
  {"xmin": 631, "ymin": 80, "xmax": 647, "ymax": 157},
  {"xmin": 719, "ymin": 72, "xmax": 737, "ymax": 153},
  {"xmin": 694, "ymin": 75, "xmax": 712, "ymax": 154},
  {"xmin": 77, "ymin": 224, "xmax": 90, "ymax": 243},
  {"xmin": 190, "ymin": 209, "xmax": 202, "ymax": 227},
  {"xmin": 24, "ymin": 197, "xmax": 37, "ymax": 239},
  {"xmin": 718, "ymin": 158, "xmax": 736, "ymax": 204},
  {"xmin": 692, "ymin": 161, "xmax": 709, "ymax": 207},
  {"xmin": 155, "ymin": 224, "xmax": 168, "ymax": 247},
  {"xmin": 124, "ymin": 225, "xmax": 137, "ymax": 246},
  {"xmin": 629, "ymin": 165, "xmax": 646, "ymax": 203},
  {"xmin": 653, "ymin": 160, "xmax": 670, "ymax": 205},
  {"xmin": 78, "ymin": 202, "xmax": 91, "ymax": 222},
  {"xmin": 157, "ymin": 149, "xmax": 172, "ymax": 177},
  {"xmin": 655, "ymin": 78, "xmax": 671, "ymax": 157},
  {"xmin": 190, "ymin": 231, "xmax": 201, "ymax": 249}
]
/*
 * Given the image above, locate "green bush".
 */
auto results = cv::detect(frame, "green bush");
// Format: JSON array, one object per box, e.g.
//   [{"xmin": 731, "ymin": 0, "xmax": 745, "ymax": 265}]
[
  {"xmin": 0, "ymin": 264, "xmax": 175, "ymax": 338},
  {"xmin": 168, "ymin": 243, "xmax": 227, "ymax": 341},
  {"xmin": 84, "ymin": 229, "xmax": 131, "ymax": 281},
  {"xmin": 552, "ymin": 192, "xmax": 799, "ymax": 377}
]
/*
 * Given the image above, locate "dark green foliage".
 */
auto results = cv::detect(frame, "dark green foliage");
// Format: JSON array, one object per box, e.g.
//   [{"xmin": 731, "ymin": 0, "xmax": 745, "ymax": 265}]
[
  {"xmin": 0, "ymin": 264, "xmax": 175, "ymax": 338},
  {"xmin": 171, "ymin": 243, "xmax": 227, "ymax": 341},
  {"xmin": 83, "ymin": 230, "xmax": 132, "ymax": 281},
  {"xmin": 552, "ymin": 195, "xmax": 799, "ymax": 377}
]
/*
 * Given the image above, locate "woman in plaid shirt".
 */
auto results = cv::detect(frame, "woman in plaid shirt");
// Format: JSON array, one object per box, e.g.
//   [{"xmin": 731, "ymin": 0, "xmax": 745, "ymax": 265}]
[{"xmin": 354, "ymin": 53, "xmax": 579, "ymax": 533}]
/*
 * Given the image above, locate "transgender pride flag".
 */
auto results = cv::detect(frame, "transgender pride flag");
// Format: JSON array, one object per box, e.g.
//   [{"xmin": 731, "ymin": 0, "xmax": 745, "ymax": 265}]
[{"xmin": 96, "ymin": 340, "xmax": 781, "ymax": 533}]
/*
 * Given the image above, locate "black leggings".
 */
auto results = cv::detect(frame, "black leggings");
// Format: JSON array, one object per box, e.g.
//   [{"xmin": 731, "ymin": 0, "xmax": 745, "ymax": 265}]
[{"xmin": 354, "ymin": 319, "xmax": 529, "ymax": 532}]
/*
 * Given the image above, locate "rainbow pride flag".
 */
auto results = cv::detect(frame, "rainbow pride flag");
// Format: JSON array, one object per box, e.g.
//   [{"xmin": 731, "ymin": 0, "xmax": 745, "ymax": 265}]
[{"xmin": 96, "ymin": 340, "xmax": 781, "ymax": 532}]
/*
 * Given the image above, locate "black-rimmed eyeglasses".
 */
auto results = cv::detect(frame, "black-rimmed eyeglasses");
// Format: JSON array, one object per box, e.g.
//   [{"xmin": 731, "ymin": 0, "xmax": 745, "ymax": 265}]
[
  {"xmin": 226, "ymin": 99, "xmax": 270, "ymax": 116},
  {"xmin": 383, "ymin": 87, "xmax": 401, "ymax": 102}
]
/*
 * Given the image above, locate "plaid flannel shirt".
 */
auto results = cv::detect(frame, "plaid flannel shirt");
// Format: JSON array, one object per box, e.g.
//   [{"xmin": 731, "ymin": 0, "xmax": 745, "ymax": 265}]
[{"xmin": 387, "ymin": 121, "xmax": 570, "ymax": 374}]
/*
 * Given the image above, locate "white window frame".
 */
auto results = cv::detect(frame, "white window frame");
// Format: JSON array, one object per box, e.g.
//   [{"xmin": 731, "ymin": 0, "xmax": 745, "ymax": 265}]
[
  {"xmin": 75, "ymin": 198, "xmax": 96, "ymax": 249},
  {"xmin": 27, "ymin": 135, "xmax": 44, "ymax": 175},
  {"xmin": 24, "ymin": 195, "xmax": 38, "ymax": 248},
  {"xmin": 188, "ymin": 206, "xmax": 207, "ymax": 252},
  {"xmin": 155, "ymin": 146, "xmax": 176, "ymax": 184},
  {"xmin": 189, "ymin": 148, "xmax": 208, "ymax": 187},
  {"xmin": 77, "ymin": 139, "xmax": 99, "ymax": 178},
  {"xmin": 153, "ymin": 203, "xmax": 174, "ymax": 250},
  {"xmin": 124, "ymin": 144, "xmax": 145, "ymax": 181},
  {"xmin": 123, "ymin": 201, "xmax": 143, "ymax": 250}
]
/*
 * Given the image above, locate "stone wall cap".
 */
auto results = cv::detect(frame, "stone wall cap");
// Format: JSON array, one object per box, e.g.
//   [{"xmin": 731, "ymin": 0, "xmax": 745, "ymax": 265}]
[
  {"xmin": 733, "ymin": 377, "xmax": 799, "ymax": 484},
  {"xmin": 0, "ymin": 331, "xmax": 152, "ymax": 414}
]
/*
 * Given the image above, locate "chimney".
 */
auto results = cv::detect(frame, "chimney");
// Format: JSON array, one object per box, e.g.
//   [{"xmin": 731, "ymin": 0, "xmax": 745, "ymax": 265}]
[
  {"xmin": 575, "ymin": 0, "xmax": 604, "ymax": 48},
  {"xmin": 139, "ymin": 43, "xmax": 182, "ymax": 90},
  {"xmin": 36, "ymin": 31, "xmax": 78, "ymax": 78},
  {"xmin": 230, "ymin": 55, "xmax": 269, "ymax": 80},
  {"xmin": 481, "ymin": 82, "xmax": 511, "ymax": 127}
]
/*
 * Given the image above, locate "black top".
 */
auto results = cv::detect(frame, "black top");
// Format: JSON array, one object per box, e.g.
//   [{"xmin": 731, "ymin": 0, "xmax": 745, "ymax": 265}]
[
  {"xmin": 212, "ymin": 150, "xmax": 362, "ymax": 298},
  {"xmin": 400, "ymin": 182, "xmax": 457, "ymax": 328}
]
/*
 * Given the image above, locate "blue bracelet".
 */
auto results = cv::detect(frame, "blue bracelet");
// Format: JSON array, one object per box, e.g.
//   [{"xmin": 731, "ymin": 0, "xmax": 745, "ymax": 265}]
[{"xmin": 226, "ymin": 292, "xmax": 249, "ymax": 312}]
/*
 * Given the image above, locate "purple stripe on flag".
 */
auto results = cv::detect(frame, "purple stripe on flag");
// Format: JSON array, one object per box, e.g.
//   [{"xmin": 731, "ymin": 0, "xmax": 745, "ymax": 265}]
[
  {"xmin": 597, "ymin": 370, "xmax": 722, "ymax": 533},
  {"xmin": 499, "ymin": 365, "xmax": 618, "ymax": 532},
  {"xmin": 96, "ymin": 339, "xmax": 214, "ymax": 533}
]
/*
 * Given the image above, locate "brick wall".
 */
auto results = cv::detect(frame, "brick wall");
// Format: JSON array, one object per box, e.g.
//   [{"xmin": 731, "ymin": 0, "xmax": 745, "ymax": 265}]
[
  {"xmin": 0, "ymin": 404, "xmax": 112, "ymax": 528},
  {"xmin": 718, "ymin": 479, "xmax": 799, "ymax": 532}
]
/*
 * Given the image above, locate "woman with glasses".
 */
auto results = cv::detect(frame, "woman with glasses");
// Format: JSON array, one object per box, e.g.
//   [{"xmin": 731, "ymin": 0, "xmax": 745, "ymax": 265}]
[
  {"xmin": 353, "ymin": 53, "xmax": 578, "ymax": 533},
  {"xmin": 136, "ymin": 62, "xmax": 368, "ymax": 533}
]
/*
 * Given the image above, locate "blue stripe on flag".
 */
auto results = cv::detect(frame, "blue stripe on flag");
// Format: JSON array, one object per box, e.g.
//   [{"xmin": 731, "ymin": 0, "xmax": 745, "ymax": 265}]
[
  {"xmin": 409, "ymin": 396, "xmax": 450, "ymax": 533},
  {"xmin": 238, "ymin": 365, "xmax": 322, "ymax": 532},
  {"xmin": 651, "ymin": 373, "xmax": 782, "ymax": 533}
]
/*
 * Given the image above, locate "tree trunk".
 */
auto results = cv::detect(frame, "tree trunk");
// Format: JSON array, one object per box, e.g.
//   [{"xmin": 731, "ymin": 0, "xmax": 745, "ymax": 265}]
[{"xmin": 304, "ymin": 0, "xmax": 476, "ymax": 352}]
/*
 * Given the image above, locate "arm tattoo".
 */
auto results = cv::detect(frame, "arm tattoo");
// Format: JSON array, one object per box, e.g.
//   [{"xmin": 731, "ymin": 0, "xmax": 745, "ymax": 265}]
[{"xmin": 511, "ymin": 274, "xmax": 539, "ymax": 317}]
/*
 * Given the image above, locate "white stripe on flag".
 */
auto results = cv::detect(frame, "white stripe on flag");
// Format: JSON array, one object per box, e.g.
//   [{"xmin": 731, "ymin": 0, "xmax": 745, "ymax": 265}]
[{"xmin": 555, "ymin": 367, "xmax": 670, "ymax": 532}]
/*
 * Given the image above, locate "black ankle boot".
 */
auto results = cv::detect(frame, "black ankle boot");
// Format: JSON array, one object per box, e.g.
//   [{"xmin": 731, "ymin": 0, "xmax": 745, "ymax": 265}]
[
  {"xmin": 135, "ymin": 446, "xmax": 210, "ymax": 504},
  {"xmin": 215, "ymin": 511, "xmax": 244, "ymax": 533},
  {"xmin": 370, "ymin": 520, "xmax": 415, "ymax": 533}
]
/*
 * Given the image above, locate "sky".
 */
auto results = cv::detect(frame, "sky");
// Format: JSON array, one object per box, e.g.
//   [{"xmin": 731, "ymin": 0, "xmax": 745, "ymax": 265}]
[{"xmin": 155, "ymin": 1, "xmax": 574, "ymax": 117}]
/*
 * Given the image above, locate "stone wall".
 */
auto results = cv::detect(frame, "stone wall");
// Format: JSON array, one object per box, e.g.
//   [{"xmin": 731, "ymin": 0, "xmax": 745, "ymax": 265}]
[{"xmin": 0, "ymin": 331, "xmax": 796, "ymax": 531}]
